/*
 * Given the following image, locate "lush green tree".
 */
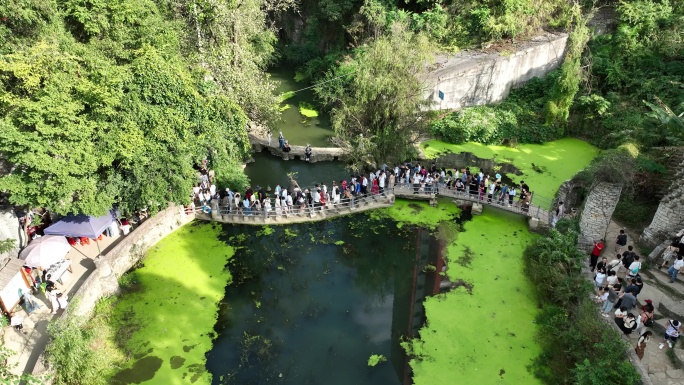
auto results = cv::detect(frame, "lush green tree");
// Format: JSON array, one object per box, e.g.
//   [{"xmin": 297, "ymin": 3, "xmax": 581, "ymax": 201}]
[
  {"xmin": 316, "ymin": 22, "xmax": 434, "ymax": 166},
  {"xmin": 45, "ymin": 317, "xmax": 107, "ymax": 385}
]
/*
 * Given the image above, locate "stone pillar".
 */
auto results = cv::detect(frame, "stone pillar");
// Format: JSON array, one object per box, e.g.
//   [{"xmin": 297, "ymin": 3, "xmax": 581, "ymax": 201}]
[
  {"xmin": 641, "ymin": 159, "xmax": 684, "ymax": 245},
  {"xmin": 579, "ymin": 183, "xmax": 623, "ymax": 249}
]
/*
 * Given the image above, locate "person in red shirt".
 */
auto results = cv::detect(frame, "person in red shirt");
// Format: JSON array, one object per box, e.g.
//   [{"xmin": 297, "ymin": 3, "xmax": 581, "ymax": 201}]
[{"xmin": 590, "ymin": 239, "xmax": 605, "ymax": 272}]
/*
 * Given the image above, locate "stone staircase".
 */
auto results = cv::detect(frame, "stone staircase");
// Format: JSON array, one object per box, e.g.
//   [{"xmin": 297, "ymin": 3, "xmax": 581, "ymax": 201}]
[{"xmin": 600, "ymin": 221, "xmax": 684, "ymax": 385}]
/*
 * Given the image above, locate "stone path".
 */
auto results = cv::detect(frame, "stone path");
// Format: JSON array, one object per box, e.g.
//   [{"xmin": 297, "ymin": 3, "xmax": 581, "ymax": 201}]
[
  {"xmin": 598, "ymin": 221, "xmax": 684, "ymax": 385},
  {"xmin": 1, "ymin": 232, "xmax": 124, "ymax": 377}
]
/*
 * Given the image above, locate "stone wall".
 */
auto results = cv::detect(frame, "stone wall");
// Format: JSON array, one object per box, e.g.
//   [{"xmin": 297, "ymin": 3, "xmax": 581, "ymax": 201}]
[
  {"xmin": 579, "ymin": 183, "xmax": 623, "ymax": 250},
  {"xmin": 65, "ymin": 205, "xmax": 194, "ymax": 319},
  {"xmin": 0, "ymin": 207, "xmax": 21, "ymax": 267},
  {"xmin": 641, "ymin": 157, "xmax": 684, "ymax": 245},
  {"xmin": 424, "ymin": 33, "xmax": 568, "ymax": 110}
]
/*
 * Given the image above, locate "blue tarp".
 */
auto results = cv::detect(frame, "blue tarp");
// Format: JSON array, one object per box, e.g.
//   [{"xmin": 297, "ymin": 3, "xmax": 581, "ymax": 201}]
[{"xmin": 43, "ymin": 210, "xmax": 117, "ymax": 239}]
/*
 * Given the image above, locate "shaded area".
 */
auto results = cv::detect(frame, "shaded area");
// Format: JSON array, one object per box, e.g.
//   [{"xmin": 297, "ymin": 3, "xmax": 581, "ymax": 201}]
[
  {"xmin": 205, "ymin": 214, "xmax": 442, "ymax": 385},
  {"xmin": 271, "ymin": 68, "xmax": 333, "ymax": 147},
  {"xmin": 111, "ymin": 356, "xmax": 163, "ymax": 385}
]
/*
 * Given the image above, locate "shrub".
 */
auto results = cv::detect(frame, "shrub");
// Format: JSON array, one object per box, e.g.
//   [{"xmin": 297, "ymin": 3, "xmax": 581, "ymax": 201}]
[{"xmin": 45, "ymin": 317, "xmax": 108, "ymax": 385}]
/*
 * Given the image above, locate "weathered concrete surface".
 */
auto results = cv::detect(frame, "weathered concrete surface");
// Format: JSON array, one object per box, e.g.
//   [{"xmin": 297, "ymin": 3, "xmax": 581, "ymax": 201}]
[
  {"xmin": 642, "ymin": 155, "xmax": 684, "ymax": 245},
  {"xmin": 579, "ymin": 182, "xmax": 622, "ymax": 250},
  {"xmin": 249, "ymin": 134, "xmax": 345, "ymax": 163},
  {"xmin": 425, "ymin": 33, "xmax": 568, "ymax": 110}
]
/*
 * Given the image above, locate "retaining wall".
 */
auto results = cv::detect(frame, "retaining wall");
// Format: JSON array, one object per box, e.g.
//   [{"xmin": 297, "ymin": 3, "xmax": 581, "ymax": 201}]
[
  {"xmin": 425, "ymin": 33, "xmax": 568, "ymax": 110},
  {"xmin": 579, "ymin": 182, "xmax": 622, "ymax": 250},
  {"xmin": 65, "ymin": 205, "xmax": 194, "ymax": 319}
]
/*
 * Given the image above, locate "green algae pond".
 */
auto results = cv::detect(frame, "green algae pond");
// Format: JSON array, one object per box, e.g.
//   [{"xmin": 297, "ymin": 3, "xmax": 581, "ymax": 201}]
[
  {"xmin": 270, "ymin": 68, "xmax": 333, "ymax": 147},
  {"xmin": 421, "ymin": 138, "xmax": 599, "ymax": 197},
  {"xmin": 105, "ymin": 139, "xmax": 598, "ymax": 384}
]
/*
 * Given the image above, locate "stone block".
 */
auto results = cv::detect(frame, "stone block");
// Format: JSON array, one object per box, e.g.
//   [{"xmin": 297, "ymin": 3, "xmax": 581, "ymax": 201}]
[
  {"xmin": 528, "ymin": 217, "xmax": 539, "ymax": 230},
  {"xmin": 471, "ymin": 203, "xmax": 483, "ymax": 215}
]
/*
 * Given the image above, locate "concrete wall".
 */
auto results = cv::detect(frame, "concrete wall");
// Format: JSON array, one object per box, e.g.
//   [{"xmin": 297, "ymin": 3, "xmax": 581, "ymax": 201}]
[
  {"xmin": 65, "ymin": 205, "xmax": 194, "ymax": 319},
  {"xmin": 424, "ymin": 33, "xmax": 568, "ymax": 110},
  {"xmin": 579, "ymin": 183, "xmax": 623, "ymax": 250},
  {"xmin": 641, "ymin": 158, "xmax": 684, "ymax": 245}
]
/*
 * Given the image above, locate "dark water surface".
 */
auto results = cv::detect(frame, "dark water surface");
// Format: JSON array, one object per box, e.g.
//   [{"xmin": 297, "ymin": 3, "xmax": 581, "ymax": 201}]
[
  {"xmin": 244, "ymin": 152, "xmax": 348, "ymax": 189},
  {"xmin": 205, "ymin": 215, "xmax": 441, "ymax": 385}
]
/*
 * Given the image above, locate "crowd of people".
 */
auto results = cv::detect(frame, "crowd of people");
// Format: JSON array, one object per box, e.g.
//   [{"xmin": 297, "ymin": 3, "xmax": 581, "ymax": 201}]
[
  {"xmin": 589, "ymin": 229, "xmax": 684, "ymax": 359},
  {"xmin": 189, "ymin": 161, "xmax": 539, "ymax": 218}
]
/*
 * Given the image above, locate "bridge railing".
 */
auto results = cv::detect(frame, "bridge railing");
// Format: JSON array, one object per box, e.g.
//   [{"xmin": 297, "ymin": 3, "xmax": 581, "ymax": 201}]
[
  {"xmin": 212, "ymin": 187, "xmax": 394, "ymax": 220},
  {"xmin": 389, "ymin": 182, "xmax": 552, "ymax": 221}
]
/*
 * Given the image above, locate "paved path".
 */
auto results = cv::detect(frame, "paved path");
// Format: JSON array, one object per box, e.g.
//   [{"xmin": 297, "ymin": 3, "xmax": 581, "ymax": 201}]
[
  {"xmin": 597, "ymin": 221, "xmax": 684, "ymax": 385},
  {"xmin": 1, "ymin": 233, "xmax": 124, "ymax": 377}
]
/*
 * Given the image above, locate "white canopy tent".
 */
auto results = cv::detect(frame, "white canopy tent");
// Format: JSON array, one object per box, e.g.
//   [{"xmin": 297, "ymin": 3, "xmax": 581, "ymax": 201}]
[{"xmin": 19, "ymin": 235, "xmax": 71, "ymax": 269}]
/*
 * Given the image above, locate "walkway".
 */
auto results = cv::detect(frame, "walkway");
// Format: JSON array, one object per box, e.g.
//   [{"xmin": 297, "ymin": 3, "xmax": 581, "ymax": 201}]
[
  {"xmin": 249, "ymin": 134, "xmax": 345, "ymax": 163},
  {"xmin": 196, "ymin": 185, "xmax": 552, "ymax": 226}
]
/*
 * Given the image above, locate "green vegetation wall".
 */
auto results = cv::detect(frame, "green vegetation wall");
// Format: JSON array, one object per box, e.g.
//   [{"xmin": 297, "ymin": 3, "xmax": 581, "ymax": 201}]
[{"xmin": 0, "ymin": 0, "xmax": 282, "ymax": 215}]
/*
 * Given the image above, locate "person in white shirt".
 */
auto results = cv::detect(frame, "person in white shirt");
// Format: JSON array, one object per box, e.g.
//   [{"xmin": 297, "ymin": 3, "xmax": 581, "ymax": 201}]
[
  {"xmin": 668, "ymin": 255, "xmax": 684, "ymax": 283},
  {"xmin": 379, "ymin": 172, "xmax": 386, "ymax": 193},
  {"xmin": 209, "ymin": 183, "xmax": 216, "ymax": 196},
  {"xmin": 488, "ymin": 182, "xmax": 496, "ymax": 203}
]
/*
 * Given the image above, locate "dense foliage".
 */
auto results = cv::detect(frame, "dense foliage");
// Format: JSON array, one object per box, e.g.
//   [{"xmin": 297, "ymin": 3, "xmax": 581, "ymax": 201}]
[
  {"xmin": 430, "ymin": 75, "xmax": 559, "ymax": 144},
  {"xmin": 45, "ymin": 318, "xmax": 107, "ymax": 385},
  {"xmin": 523, "ymin": 223, "xmax": 641, "ymax": 385},
  {"xmin": 0, "ymin": 0, "xmax": 279, "ymax": 216},
  {"xmin": 316, "ymin": 21, "xmax": 434, "ymax": 165}
]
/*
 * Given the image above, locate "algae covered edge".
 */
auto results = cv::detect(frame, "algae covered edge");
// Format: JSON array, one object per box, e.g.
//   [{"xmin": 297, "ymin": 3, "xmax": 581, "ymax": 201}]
[
  {"xmin": 409, "ymin": 209, "xmax": 542, "ymax": 385},
  {"xmin": 421, "ymin": 138, "xmax": 599, "ymax": 197},
  {"xmin": 109, "ymin": 222, "xmax": 234, "ymax": 385}
]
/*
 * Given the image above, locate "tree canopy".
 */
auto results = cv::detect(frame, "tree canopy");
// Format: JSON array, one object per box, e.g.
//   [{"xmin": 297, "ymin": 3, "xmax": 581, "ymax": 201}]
[{"xmin": 0, "ymin": 0, "xmax": 279, "ymax": 215}]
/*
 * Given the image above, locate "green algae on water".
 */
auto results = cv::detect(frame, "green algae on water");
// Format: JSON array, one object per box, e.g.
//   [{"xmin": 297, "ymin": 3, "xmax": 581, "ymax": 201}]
[
  {"xmin": 421, "ymin": 138, "xmax": 599, "ymax": 197},
  {"xmin": 298, "ymin": 102, "xmax": 319, "ymax": 118},
  {"xmin": 110, "ymin": 222, "xmax": 234, "ymax": 385},
  {"xmin": 409, "ymin": 209, "xmax": 541, "ymax": 385},
  {"xmin": 372, "ymin": 198, "xmax": 460, "ymax": 229}
]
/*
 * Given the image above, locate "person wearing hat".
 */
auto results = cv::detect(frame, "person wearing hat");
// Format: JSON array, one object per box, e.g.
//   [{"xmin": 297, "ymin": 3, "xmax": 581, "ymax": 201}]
[{"xmin": 660, "ymin": 319, "xmax": 682, "ymax": 349}]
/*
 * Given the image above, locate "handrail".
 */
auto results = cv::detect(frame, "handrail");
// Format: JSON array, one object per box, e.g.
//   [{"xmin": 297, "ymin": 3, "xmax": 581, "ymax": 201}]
[
  {"xmin": 195, "ymin": 182, "xmax": 552, "ymax": 223},
  {"xmin": 212, "ymin": 188, "xmax": 394, "ymax": 219}
]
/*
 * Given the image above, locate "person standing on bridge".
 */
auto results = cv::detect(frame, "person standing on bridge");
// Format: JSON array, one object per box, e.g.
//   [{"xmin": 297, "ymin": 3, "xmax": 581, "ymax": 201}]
[
  {"xmin": 507, "ymin": 186, "xmax": 516, "ymax": 206},
  {"xmin": 278, "ymin": 131, "xmax": 284, "ymax": 150},
  {"xmin": 305, "ymin": 144, "xmax": 312, "ymax": 162}
]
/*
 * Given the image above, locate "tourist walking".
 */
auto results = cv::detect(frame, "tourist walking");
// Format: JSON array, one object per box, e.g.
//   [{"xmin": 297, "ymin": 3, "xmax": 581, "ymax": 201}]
[
  {"xmin": 305, "ymin": 144, "xmax": 312, "ymax": 162},
  {"xmin": 601, "ymin": 284, "xmax": 620, "ymax": 316},
  {"xmin": 659, "ymin": 245, "xmax": 679, "ymax": 269},
  {"xmin": 635, "ymin": 331, "xmax": 652, "ymax": 360},
  {"xmin": 668, "ymin": 255, "xmax": 684, "ymax": 283},
  {"xmin": 659, "ymin": 320, "xmax": 682, "ymax": 349},
  {"xmin": 278, "ymin": 131, "xmax": 284, "ymax": 150},
  {"xmin": 552, "ymin": 201, "xmax": 564, "ymax": 227},
  {"xmin": 615, "ymin": 229, "xmax": 628, "ymax": 253},
  {"xmin": 589, "ymin": 239, "xmax": 605, "ymax": 272}
]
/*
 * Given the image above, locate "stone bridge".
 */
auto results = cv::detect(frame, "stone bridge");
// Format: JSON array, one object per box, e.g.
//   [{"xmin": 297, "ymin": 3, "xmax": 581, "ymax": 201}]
[
  {"xmin": 196, "ymin": 185, "xmax": 551, "ymax": 230},
  {"xmin": 249, "ymin": 134, "xmax": 345, "ymax": 163}
]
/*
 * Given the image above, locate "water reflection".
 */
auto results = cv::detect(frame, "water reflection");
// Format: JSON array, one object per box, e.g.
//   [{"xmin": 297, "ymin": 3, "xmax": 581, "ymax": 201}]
[{"xmin": 205, "ymin": 215, "xmax": 444, "ymax": 385}]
